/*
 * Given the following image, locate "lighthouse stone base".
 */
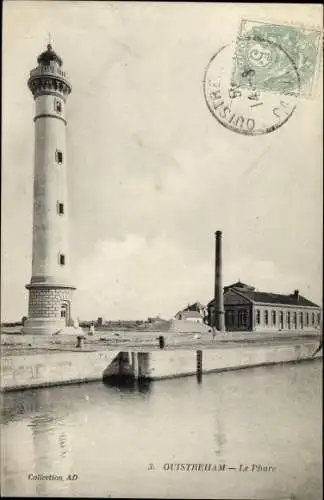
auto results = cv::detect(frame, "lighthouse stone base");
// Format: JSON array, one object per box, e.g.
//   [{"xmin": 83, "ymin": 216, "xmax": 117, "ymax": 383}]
[{"xmin": 22, "ymin": 286, "xmax": 74, "ymax": 335}]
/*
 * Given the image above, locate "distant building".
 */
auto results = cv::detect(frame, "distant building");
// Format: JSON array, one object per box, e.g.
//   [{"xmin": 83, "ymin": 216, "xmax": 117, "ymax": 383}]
[
  {"xmin": 207, "ymin": 281, "xmax": 321, "ymax": 332},
  {"xmin": 147, "ymin": 316, "xmax": 163, "ymax": 324},
  {"xmin": 175, "ymin": 310, "xmax": 204, "ymax": 323},
  {"xmin": 186, "ymin": 302, "xmax": 207, "ymax": 315},
  {"xmin": 175, "ymin": 302, "xmax": 206, "ymax": 323}
]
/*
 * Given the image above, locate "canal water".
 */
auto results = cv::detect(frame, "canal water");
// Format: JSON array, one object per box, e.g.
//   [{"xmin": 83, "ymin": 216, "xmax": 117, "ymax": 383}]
[{"xmin": 1, "ymin": 360, "xmax": 322, "ymax": 499}]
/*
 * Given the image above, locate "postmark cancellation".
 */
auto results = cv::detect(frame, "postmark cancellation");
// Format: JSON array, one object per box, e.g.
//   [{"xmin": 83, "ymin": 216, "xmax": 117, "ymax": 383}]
[{"xmin": 203, "ymin": 19, "xmax": 322, "ymax": 136}]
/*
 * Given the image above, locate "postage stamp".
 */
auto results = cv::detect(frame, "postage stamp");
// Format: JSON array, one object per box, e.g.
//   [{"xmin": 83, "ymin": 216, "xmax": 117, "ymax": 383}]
[{"xmin": 231, "ymin": 19, "xmax": 323, "ymax": 97}]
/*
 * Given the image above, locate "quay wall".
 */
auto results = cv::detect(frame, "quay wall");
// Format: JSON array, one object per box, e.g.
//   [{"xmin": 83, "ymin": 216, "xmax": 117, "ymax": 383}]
[
  {"xmin": 1, "ymin": 350, "xmax": 118, "ymax": 391},
  {"xmin": 147, "ymin": 342, "xmax": 321, "ymax": 380},
  {"xmin": 1, "ymin": 341, "xmax": 322, "ymax": 391}
]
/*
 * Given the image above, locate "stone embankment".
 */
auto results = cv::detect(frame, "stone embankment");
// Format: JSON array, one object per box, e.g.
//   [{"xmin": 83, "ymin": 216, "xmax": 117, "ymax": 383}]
[{"xmin": 0, "ymin": 327, "xmax": 322, "ymax": 391}]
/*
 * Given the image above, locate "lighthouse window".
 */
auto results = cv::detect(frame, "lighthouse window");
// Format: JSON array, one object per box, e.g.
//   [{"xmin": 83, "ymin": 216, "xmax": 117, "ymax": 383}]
[
  {"xmin": 55, "ymin": 100, "xmax": 62, "ymax": 113},
  {"xmin": 59, "ymin": 254, "xmax": 65, "ymax": 266},
  {"xmin": 58, "ymin": 202, "xmax": 64, "ymax": 215},
  {"xmin": 55, "ymin": 150, "xmax": 63, "ymax": 164}
]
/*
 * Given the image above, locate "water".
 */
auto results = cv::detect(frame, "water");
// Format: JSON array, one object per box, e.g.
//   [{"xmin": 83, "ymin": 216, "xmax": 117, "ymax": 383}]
[{"xmin": 1, "ymin": 361, "xmax": 322, "ymax": 499}]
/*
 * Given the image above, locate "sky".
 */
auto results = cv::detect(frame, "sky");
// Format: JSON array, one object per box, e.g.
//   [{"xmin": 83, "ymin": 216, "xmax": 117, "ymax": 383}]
[{"xmin": 2, "ymin": 1, "xmax": 323, "ymax": 321}]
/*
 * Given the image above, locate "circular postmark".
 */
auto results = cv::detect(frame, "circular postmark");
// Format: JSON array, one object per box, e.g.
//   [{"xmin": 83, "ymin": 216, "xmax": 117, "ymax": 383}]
[{"xmin": 203, "ymin": 36, "xmax": 300, "ymax": 135}]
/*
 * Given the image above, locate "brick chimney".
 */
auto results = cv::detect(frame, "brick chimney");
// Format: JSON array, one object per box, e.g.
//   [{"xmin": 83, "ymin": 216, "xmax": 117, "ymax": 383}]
[
  {"xmin": 294, "ymin": 289, "xmax": 299, "ymax": 300},
  {"xmin": 214, "ymin": 230, "xmax": 225, "ymax": 332}
]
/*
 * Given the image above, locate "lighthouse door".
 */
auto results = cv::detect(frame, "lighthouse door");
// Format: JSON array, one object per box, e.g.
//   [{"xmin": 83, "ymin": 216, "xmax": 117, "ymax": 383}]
[{"xmin": 60, "ymin": 301, "xmax": 70, "ymax": 326}]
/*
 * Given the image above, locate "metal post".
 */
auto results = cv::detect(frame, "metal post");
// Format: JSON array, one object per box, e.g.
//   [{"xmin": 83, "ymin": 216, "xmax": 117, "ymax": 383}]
[{"xmin": 158, "ymin": 336, "xmax": 165, "ymax": 349}]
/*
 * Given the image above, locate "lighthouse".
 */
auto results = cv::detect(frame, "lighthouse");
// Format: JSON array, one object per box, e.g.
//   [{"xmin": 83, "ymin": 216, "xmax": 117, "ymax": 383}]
[{"xmin": 22, "ymin": 44, "xmax": 75, "ymax": 335}]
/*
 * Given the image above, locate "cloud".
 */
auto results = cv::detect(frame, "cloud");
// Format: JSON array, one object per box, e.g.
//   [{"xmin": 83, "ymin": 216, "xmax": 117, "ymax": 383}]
[
  {"xmin": 73, "ymin": 231, "xmax": 319, "ymax": 323},
  {"xmin": 73, "ymin": 233, "xmax": 212, "ymax": 320}
]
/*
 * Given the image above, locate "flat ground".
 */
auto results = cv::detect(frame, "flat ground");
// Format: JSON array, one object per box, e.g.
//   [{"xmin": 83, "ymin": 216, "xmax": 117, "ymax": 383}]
[{"xmin": 1, "ymin": 324, "xmax": 321, "ymax": 357}]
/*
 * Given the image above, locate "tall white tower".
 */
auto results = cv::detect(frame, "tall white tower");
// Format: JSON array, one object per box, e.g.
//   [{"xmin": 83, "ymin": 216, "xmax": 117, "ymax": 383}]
[{"xmin": 23, "ymin": 44, "xmax": 75, "ymax": 335}]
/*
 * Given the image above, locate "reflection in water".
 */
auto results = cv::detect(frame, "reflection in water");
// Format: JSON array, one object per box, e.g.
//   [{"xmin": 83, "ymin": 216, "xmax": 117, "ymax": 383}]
[
  {"xmin": 213, "ymin": 413, "xmax": 227, "ymax": 458},
  {"xmin": 30, "ymin": 416, "xmax": 53, "ymax": 497},
  {"xmin": 102, "ymin": 376, "xmax": 152, "ymax": 394},
  {"xmin": 1, "ymin": 361, "xmax": 322, "ymax": 499},
  {"xmin": 58, "ymin": 432, "xmax": 67, "ymax": 458},
  {"xmin": 1, "ymin": 389, "xmax": 67, "ymax": 426},
  {"xmin": 212, "ymin": 375, "xmax": 228, "ymax": 458}
]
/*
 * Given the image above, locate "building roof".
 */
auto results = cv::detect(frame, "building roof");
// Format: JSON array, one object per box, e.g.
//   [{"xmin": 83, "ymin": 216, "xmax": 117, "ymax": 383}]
[
  {"xmin": 183, "ymin": 302, "xmax": 206, "ymax": 312},
  {"xmin": 175, "ymin": 310, "xmax": 203, "ymax": 319},
  {"xmin": 209, "ymin": 283, "xmax": 319, "ymax": 308},
  {"xmin": 224, "ymin": 281, "xmax": 255, "ymax": 291},
  {"xmin": 234, "ymin": 289, "xmax": 319, "ymax": 307}
]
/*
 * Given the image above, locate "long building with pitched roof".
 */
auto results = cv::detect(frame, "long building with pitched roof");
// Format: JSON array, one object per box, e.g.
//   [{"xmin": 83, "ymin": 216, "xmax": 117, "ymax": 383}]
[{"xmin": 207, "ymin": 281, "xmax": 321, "ymax": 332}]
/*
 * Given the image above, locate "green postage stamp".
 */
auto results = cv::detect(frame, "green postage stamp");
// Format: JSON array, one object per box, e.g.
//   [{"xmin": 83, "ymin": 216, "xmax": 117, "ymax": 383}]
[{"xmin": 231, "ymin": 19, "xmax": 323, "ymax": 97}]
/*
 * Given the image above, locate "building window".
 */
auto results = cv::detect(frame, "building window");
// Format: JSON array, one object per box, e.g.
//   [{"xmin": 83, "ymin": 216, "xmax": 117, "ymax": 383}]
[
  {"xmin": 279, "ymin": 311, "xmax": 284, "ymax": 329},
  {"xmin": 300, "ymin": 312, "xmax": 303, "ymax": 328},
  {"xmin": 55, "ymin": 150, "xmax": 63, "ymax": 164},
  {"xmin": 287, "ymin": 311, "xmax": 291, "ymax": 329},
  {"xmin": 55, "ymin": 99, "xmax": 62, "ymax": 113},
  {"xmin": 293, "ymin": 312, "xmax": 297, "ymax": 328},
  {"xmin": 312, "ymin": 313, "xmax": 315, "ymax": 325},
  {"xmin": 238, "ymin": 310, "xmax": 248, "ymax": 329},
  {"xmin": 264, "ymin": 310, "xmax": 269, "ymax": 326},
  {"xmin": 59, "ymin": 253, "xmax": 65, "ymax": 266},
  {"xmin": 226, "ymin": 310, "xmax": 234, "ymax": 329},
  {"xmin": 318, "ymin": 313, "xmax": 321, "ymax": 326},
  {"xmin": 305, "ymin": 312, "xmax": 309, "ymax": 327},
  {"xmin": 57, "ymin": 202, "xmax": 64, "ymax": 215},
  {"xmin": 256, "ymin": 309, "xmax": 261, "ymax": 325},
  {"xmin": 271, "ymin": 310, "xmax": 276, "ymax": 326}
]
